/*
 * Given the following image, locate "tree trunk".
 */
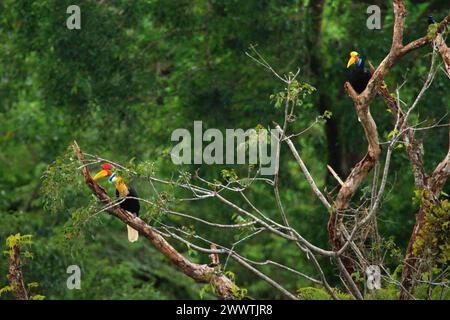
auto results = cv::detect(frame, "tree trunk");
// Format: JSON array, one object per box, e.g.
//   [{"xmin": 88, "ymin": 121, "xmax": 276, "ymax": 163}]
[{"xmin": 7, "ymin": 245, "xmax": 29, "ymax": 300}]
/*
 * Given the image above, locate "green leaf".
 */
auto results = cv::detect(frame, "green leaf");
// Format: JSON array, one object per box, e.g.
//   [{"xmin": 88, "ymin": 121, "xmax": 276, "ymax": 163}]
[{"xmin": 388, "ymin": 129, "xmax": 399, "ymax": 138}]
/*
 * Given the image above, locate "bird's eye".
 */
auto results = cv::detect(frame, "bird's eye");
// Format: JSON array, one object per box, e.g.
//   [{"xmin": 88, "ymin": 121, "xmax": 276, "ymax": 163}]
[{"xmin": 108, "ymin": 173, "xmax": 116, "ymax": 183}]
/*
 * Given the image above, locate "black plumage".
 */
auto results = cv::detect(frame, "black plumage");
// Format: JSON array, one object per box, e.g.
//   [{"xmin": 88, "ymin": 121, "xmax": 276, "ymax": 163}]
[
  {"xmin": 116, "ymin": 187, "xmax": 140, "ymax": 217},
  {"xmin": 428, "ymin": 16, "xmax": 436, "ymax": 25},
  {"xmin": 348, "ymin": 55, "xmax": 371, "ymax": 94}
]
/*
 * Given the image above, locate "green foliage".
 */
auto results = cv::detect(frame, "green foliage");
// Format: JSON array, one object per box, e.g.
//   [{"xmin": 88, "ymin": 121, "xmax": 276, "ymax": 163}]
[
  {"xmin": 0, "ymin": 285, "xmax": 13, "ymax": 297},
  {"xmin": 224, "ymin": 271, "xmax": 236, "ymax": 282},
  {"xmin": 221, "ymin": 169, "xmax": 238, "ymax": 183},
  {"xmin": 288, "ymin": 79, "xmax": 316, "ymax": 105},
  {"xmin": 365, "ymin": 287, "xmax": 400, "ymax": 300},
  {"xmin": 1, "ymin": 234, "xmax": 46, "ymax": 300},
  {"xmin": 297, "ymin": 287, "xmax": 353, "ymax": 300},
  {"xmin": 230, "ymin": 284, "xmax": 247, "ymax": 300},
  {"xmin": 383, "ymin": 236, "xmax": 404, "ymax": 264},
  {"xmin": 199, "ymin": 283, "xmax": 213, "ymax": 300},
  {"xmin": 351, "ymin": 271, "xmax": 365, "ymax": 286},
  {"xmin": 297, "ymin": 287, "xmax": 331, "ymax": 300},
  {"xmin": 4, "ymin": 233, "xmax": 33, "ymax": 258},
  {"xmin": 334, "ymin": 289, "xmax": 353, "ymax": 300},
  {"xmin": 415, "ymin": 283, "xmax": 450, "ymax": 300},
  {"xmin": 270, "ymin": 79, "xmax": 315, "ymax": 109},
  {"xmin": 198, "ymin": 271, "xmax": 247, "ymax": 300},
  {"xmin": 42, "ymin": 147, "xmax": 80, "ymax": 214},
  {"xmin": 426, "ymin": 23, "xmax": 438, "ymax": 40},
  {"xmin": 413, "ymin": 191, "xmax": 450, "ymax": 267},
  {"xmin": 177, "ymin": 171, "xmax": 192, "ymax": 185},
  {"xmin": 224, "ymin": 271, "xmax": 247, "ymax": 300},
  {"xmin": 387, "ymin": 129, "xmax": 399, "ymax": 139}
]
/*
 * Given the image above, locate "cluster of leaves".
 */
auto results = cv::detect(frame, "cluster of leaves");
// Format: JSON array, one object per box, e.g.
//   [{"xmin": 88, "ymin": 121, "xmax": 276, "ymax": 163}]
[
  {"xmin": 426, "ymin": 21, "xmax": 439, "ymax": 40},
  {"xmin": 270, "ymin": 79, "xmax": 316, "ymax": 109},
  {"xmin": 220, "ymin": 169, "xmax": 239, "ymax": 183},
  {"xmin": 228, "ymin": 271, "xmax": 248, "ymax": 300},
  {"xmin": 62, "ymin": 198, "xmax": 103, "ymax": 250},
  {"xmin": 177, "ymin": 171, "xmax": 192, "ymax": 185},
  {"xmin": 41, "ymin": 147, "xmax": 82, "ymax": 214},
  {"xmin": 4, "ymin": 233, "xmax": 33, "ymax": 258},
  {"xmin": 383, "ymin": 236, "xmax": 404, "ymax": 263},
  {"xmin": 287, "ymin": 79, "xmax": 316, "ymax": 104},
  {"xmin": 135, "ymin": 161, "xmax": 156, "ymax": 180}
]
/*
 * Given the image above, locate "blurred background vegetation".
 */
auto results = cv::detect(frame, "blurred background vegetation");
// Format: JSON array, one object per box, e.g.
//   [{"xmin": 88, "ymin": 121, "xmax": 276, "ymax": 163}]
[{"xmin": 0, "ymin": 0, "xmax": 448, "ymax": 299}]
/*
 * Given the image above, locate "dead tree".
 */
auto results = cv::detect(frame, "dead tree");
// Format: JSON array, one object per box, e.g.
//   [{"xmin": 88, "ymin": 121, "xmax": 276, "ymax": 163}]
[
  {"xmin": 7, "ymin": 243, "xmax": 29, "ymax": 300},
  {"xmin": 374, "ymin": 62, "xmax": 449, "ymax": 299},
  {"xmin": 326, "ymin": 1, "xmax": 450, "ymax": 291}
]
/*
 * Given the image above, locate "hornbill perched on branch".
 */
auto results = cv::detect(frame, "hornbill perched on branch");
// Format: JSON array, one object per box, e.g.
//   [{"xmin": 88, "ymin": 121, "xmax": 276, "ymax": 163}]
[
  {"xmin": 347, "ymin": 51, "xmax": 372, "ymax": 94},
  {"xmin": 93, "ymin": 163, "xmax": 140, "ymax": 242}
]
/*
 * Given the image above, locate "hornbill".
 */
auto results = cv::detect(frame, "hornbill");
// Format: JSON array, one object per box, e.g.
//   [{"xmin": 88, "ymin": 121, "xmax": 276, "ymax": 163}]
[
  {"xmin": 93, "ymin": 163, "xmax": 140, "ymax": 242},
  {"xmin": 347, "ymin": 51, "xmax": 372, "ymax": 94}
]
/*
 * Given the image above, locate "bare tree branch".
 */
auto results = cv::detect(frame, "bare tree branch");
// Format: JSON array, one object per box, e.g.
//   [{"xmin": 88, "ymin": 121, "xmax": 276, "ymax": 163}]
[
  {"xmin": 275, "ymin": 124, "xmax": 332, "ymax": 211},
  {"xmin": 72, "ymin": 141, "xmax": 238, "ymax": 300}
]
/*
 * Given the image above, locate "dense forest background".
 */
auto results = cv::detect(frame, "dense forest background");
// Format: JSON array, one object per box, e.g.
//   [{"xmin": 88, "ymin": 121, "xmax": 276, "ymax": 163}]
[{"xmin": 0, "ymin": 0, "xmax": 448, "ymax": 299}]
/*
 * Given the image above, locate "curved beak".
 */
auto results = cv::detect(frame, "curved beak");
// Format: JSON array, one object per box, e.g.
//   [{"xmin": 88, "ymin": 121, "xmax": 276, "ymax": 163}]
[
  {"xmin": 347, "ymin": 56, "xmax": 356, "ymax": 68},
  {"xmin": 93, "ymin": 169, "xmax": 110, "ymax": 181}
]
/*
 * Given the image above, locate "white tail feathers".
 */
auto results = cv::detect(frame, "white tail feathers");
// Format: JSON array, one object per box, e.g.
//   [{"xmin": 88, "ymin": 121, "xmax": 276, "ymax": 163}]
[{"xmin": 127, "ymin": 225, "xmax": 139, "ymax": 242}]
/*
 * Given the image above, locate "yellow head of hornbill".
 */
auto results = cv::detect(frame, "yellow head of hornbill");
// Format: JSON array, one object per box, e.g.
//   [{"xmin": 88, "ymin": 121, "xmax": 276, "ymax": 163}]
[
  {"xmin": 93, "ymin": 163, "xmax": 140, "ymax": 242},
  {"xmin": 347, "ymin": 51, "xmax": 372, "ymax": 94}
]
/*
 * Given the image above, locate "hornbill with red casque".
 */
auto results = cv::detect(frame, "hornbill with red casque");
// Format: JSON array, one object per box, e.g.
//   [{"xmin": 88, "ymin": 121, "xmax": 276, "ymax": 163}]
[{"xmin": 93, "ymin": 163, "xmax": 140, "ymax": 242}]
